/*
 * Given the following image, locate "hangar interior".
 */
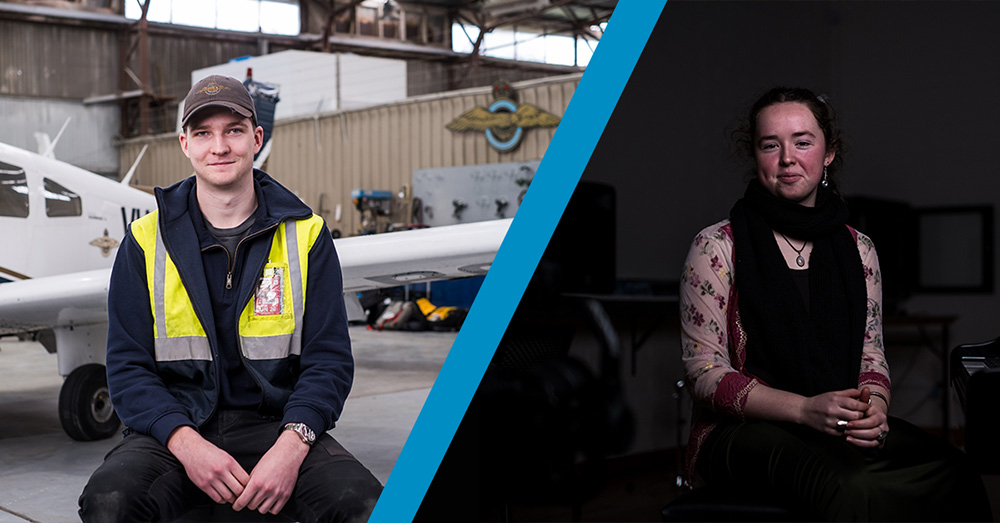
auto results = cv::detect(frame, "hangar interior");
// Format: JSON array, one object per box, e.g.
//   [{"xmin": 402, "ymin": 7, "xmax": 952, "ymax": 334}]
[{"xmin": 3, "ymin": 0, "xmax": 1000, "ymax": 522}]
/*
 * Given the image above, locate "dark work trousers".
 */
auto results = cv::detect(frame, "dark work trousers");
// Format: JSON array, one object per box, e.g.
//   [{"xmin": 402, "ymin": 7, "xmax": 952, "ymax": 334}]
[
  {"xmin": 78, "ymin": 410, "xmax": 383, "ymax": 523},
  {"xmin": 698, "ymin": 416, "xmax": 992, "ymax": 521}
]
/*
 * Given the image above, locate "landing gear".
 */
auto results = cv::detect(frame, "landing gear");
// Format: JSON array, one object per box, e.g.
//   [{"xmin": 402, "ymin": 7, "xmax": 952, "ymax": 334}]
[{"xmin": 58, "ymin": 364, "xmax": 120, "ymax": 441}]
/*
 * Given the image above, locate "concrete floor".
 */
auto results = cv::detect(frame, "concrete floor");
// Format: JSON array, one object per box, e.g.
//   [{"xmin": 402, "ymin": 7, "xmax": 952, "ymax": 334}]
[{"xmin": 0, "ymin": 326, "xmax": 456, "ymax": 523}]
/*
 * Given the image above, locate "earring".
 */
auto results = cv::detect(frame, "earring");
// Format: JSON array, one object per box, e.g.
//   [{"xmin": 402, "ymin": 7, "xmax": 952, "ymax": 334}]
[{"xmin": 821, "ymin": 165, "xmax": 829, "ymax": 188}]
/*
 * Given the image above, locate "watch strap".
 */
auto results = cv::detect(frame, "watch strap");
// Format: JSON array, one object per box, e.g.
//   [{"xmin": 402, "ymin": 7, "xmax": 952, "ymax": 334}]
[{"xmin": 283, "ymin": 422, "xmax": 316, "ymax": 446}]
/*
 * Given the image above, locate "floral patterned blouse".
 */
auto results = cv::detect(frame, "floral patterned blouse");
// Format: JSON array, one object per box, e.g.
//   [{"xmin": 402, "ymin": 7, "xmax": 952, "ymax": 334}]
[{"xmin": 679, "ymin": 219, "xmax": 891, "ymax": 479}]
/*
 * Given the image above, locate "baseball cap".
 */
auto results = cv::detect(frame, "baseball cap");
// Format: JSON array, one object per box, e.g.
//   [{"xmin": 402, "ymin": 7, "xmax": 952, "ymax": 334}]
[{"xmin": 181, "ymin": 75, "xmax": 257, "ymax": 128}]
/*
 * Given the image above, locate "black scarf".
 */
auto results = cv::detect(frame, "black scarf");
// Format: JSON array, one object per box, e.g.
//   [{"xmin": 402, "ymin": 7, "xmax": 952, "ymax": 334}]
[{"xmin": 729, "ymin": 180, "xmax": 867, "ymax": 397}]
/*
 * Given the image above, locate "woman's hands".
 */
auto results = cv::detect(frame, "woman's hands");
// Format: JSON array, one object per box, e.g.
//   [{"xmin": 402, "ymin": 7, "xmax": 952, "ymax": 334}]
[
  {"xmin": 800, "ymin": 387, "xmax": 889, "ymax": 447},
  {"xmin": 844, "ymin": 387, "xmax": 890, "ymax": 448},
  {"xmin": 799, "ymin": 388, "xmax": 870, "ymax": 436},
  {"xmin": 743, "ymin": 383, "xmax": 890, "ymax": 447}
]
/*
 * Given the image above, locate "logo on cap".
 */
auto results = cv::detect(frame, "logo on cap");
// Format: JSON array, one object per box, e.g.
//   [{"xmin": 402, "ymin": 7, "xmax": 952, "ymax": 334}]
[{"xmin": 199, "ymin": 82, "xmax": 230, "ymax": 96}]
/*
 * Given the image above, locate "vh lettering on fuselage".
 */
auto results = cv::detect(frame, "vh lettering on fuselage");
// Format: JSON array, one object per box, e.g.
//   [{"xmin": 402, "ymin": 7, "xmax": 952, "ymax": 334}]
[{"xmin": 120, "ymin": 206, "xmax": 151, "ymax": 235}]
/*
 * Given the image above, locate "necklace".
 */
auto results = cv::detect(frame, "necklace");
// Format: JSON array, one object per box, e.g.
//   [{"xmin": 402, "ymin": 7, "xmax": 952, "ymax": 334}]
[{"xmin": 779, "ymin": 233, "xmax": 808, "ymax": 267}]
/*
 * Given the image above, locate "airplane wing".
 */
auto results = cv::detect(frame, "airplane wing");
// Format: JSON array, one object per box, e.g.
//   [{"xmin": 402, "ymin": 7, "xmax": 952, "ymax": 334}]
[
  {"xmin": 0, "ymin": 268, "xmax": 110, "ymax": 335},
  {"xmin": 338, "ymin": 218, "xmax": 510, "ymax": 292},
  {"xmin": 0, "ymin": 218, "xmax": 510, "ymax": 334}
]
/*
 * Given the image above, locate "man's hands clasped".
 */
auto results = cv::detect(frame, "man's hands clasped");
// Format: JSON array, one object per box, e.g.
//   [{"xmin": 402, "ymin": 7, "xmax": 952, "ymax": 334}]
[
  {"xmin": 232, "ymin": 430, "xmax": 310, "ymax": 514},
  {"xmin": 167, "ymin": 426, "xmax": 310, "ymax": 515}
]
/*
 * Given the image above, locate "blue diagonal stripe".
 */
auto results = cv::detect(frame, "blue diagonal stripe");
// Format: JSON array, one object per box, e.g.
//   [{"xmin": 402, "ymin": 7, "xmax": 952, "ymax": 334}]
[{"xmin": 368, "ymin": 2, "xmax": 668, "ymax": 521}]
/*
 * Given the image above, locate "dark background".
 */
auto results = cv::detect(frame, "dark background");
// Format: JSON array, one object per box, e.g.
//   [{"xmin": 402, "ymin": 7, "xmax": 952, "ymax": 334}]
[
  {"xmin": 589, "ymin": 0, "xmax": 999, "ymax": 340},
  {"xmin": 418, "ymin": 2, "xmax": 1000, "ymax": 520}
]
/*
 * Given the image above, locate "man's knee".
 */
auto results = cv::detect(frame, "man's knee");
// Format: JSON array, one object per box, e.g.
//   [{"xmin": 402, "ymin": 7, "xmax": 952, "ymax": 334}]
[
  {"xmin": 79, "ymin": 435, "xmax": 192, "ymax": 523},
  {"xmin": 312, "ymin": 480, "xmax": 382, "ymax": 523},
  {"xmin": 78, "ymin": 487, "xmax": 128, "ymax": 523},
  {"xmin": 296, "ymin": 460, "xmax": 383, "ymax": 523},
  {"xmin": 79, "ymin": 473, "xmax": 153, "ymax": 523}
]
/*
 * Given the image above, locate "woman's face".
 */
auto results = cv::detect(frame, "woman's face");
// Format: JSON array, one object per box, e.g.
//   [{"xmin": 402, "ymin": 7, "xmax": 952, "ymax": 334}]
[{"xmin": 753, "ymin": 101, "xmax": 835, "ymax": 207}]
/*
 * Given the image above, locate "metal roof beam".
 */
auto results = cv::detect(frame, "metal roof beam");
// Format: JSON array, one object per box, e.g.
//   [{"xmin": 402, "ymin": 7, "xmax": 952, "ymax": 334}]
[{"xmin": 0, "ymin": 2, "xmax": 128, "ymax": 25}]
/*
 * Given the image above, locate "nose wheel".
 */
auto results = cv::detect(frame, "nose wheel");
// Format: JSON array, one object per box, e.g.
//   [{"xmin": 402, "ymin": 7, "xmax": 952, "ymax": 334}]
[{"xmin": 58, "ymin": 363, "xmax": 120, "ymax": 441}]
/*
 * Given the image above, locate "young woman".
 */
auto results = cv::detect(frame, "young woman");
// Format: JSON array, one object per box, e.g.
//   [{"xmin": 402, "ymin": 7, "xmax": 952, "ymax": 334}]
[{"xmin": 680, "ymin": 86, "xmax": 991, "ymax": 521}]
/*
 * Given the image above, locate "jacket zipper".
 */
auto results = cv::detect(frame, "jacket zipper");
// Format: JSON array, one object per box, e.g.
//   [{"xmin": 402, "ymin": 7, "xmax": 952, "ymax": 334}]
[
  {"xmin": 230, "ymin": 222, "xmax": 281, "ymax": 399},
  {"xmin": 213, "ymin": 223, "xmax": 280, "ymax": 290},
  {"xmin": 195, "ymin": 217, "xmax": 301, "ymax": 417}
]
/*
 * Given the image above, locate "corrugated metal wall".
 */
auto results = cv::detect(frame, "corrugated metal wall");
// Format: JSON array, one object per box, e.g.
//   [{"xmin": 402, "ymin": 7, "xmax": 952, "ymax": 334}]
[
  {"xmin": 141, "ymin": 35, "xmax": 262, "ymax": 100},
  {"xmin": 1, "ymin": 20, "xmax": 265, "ymax": 169},
  {"xmin": 406, "ymin": 58, "xmax": 583, "ymax": 97},
  {"xmin": 0, "ymin": 20, "xmax": 268, "ymax": 100},
  {"xmin": 119, "ymin": 135, "xmax": 192, "ymax": 186},
  {"xmin": 131, "ymin": 34, "xmax": 263, "ymax": 134},
  {"xmin": 0, "ymin": 21, "xmax": 119, "ymax": 98},
  {"xmin": 119, "ymin": 73, "xmax": 580, "ymax": 236}
]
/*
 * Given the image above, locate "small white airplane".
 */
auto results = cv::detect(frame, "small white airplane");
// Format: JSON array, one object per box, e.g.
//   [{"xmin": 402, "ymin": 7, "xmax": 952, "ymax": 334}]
[{"xmin": 0, "ymin": 140, "xmax": 509, "ymax": 442}]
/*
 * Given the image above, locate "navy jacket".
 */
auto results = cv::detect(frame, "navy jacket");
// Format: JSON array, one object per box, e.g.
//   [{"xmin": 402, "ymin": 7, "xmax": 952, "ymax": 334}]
[{"xmin": 106, "ymin": 170, "xmax": 353, "ymax": 445}]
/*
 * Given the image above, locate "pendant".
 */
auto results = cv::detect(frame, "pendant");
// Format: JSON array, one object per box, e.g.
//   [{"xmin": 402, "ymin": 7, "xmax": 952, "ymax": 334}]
[{"xmin": 796, "ymin": 255, "xmax": 805, "ymax": 267}]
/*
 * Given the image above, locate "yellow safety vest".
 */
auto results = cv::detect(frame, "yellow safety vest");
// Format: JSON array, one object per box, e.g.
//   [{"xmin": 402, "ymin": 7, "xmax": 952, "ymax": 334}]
[{"xmin": 130, "ymin": 210, "xmax": 326, "ymax": 365}]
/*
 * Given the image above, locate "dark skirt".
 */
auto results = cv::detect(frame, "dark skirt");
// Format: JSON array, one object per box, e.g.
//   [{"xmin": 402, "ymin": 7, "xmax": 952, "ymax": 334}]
[{"xmin": 697, "ymin": 416, "xmax": 992, "ymax": 521}]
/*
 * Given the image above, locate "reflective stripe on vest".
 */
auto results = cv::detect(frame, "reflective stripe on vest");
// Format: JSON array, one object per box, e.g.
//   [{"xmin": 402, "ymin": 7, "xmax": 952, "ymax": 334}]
[
  {"xmin": 152, "ymin": 218, "xmax": 212, "ymax": 361},
  {"xmin": 132, "ymin": 210, "xmax": 323, "ymax": 363}
]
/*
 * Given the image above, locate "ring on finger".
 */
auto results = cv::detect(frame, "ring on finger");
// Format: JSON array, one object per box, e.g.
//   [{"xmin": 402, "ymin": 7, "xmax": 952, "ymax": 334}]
[
  {"xmin": 877, "ymin": 430, "xmax": 888, "ymax": 447},
  {"xmin": 837, "ymin": 419, "xmax": 848, "ymax": 429}
]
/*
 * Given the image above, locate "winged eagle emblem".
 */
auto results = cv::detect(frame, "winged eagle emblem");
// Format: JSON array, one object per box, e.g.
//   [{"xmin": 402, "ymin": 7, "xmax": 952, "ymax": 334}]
[
  {"xmin": 446, "ymin": 104, "xmax": 561, "ymax": 132},
  {"xmin": 446, "ymin": 79, "xmax": 561, "ymax": 152}
]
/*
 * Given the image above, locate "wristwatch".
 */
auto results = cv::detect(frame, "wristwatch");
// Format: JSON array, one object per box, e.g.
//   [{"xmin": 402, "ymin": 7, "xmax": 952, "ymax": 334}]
[{"xmin": 283, "ymin": 422, "xmax": 316, "ymax": 446}]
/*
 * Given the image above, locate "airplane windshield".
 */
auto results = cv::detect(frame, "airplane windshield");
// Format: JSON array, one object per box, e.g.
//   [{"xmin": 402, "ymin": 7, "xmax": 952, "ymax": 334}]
[
  {"xmin": 0, "ymin": 161, "xmax": 28, "ymax": 218},
  {"xmin": 43, "ymin": 177, "xmax": 82, "ymax": 217}
]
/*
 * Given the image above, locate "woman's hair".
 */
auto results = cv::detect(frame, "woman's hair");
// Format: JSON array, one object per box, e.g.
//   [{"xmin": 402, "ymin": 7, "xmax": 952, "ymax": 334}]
[{"xmin": 733, "ymin": 86, "xmax": 846, "ymax": 193}]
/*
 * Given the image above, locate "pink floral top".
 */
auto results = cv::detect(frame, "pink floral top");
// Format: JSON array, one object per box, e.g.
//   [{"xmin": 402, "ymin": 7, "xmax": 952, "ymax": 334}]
[{"xmin": 679, "ymin": 219, "xmax": 890, "ymax": 480}]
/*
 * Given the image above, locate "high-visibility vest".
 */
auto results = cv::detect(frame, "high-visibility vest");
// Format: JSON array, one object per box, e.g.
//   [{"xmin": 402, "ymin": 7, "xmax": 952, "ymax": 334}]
[{"xmin": 130, "ymin": 210, "xmax": 325, "ymax": 367}]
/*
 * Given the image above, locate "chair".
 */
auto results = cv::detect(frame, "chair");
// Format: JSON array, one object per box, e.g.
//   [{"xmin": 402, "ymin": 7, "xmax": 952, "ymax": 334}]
[{"xmin": 951, "ymin": 336, "xmax": 1000, "ymax": 473}]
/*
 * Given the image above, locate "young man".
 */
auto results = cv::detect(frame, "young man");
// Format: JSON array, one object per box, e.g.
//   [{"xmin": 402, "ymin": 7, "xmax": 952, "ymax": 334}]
[{"xmin": 79, "ymin": 75, "xmax": 382, "ymax": 522}]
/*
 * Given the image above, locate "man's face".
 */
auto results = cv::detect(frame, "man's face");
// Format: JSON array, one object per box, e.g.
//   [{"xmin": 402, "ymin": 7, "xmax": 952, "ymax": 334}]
[{"xmin": 179, "ymin": 107, "xmax": 263, "ymax": 191}]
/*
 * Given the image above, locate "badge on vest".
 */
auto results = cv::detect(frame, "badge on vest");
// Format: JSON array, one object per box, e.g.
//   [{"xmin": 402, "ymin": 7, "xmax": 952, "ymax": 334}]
[{"xmin": 255, "ymin": 267, "xmax": 284, "ymax": 316}]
